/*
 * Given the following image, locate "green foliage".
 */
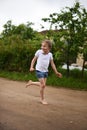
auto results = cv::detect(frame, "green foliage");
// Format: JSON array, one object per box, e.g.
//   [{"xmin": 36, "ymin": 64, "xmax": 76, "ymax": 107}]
[
  {"xmin": 0, "ymin": 39, "xmax": 40, "ymax": 72},
  {"xmin": 1, "ymin": 20, "xmax": 37, "ymax": 40},
  {"xmin": 0, "ymin": 20, "xmax": 44, "ymax": 73},
  {"xmin": 2, "ymin": 20, "xmax": 16, "ymax": 37}
]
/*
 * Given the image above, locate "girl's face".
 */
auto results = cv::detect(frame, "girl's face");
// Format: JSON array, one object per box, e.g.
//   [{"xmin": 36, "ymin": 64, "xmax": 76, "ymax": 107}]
[{"xmin": 41, "ymin": 42, "xmax": 50, "ymax": 53}]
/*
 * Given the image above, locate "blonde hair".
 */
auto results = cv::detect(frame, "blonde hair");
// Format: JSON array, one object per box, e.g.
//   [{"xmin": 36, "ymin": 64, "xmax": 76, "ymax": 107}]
[{"xmin": 42, "ymin": 40, "xmax": 52, "ymax": 49}]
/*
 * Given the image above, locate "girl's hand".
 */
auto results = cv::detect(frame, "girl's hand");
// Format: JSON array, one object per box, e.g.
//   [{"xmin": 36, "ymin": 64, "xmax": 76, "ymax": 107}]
[
  {"xmin": 30, "ymin": 67, "xmax": 35, "ymax": 72},
  {"xmin": 56, "ymin": 72, "xmax": 62, "ymax": 78}
]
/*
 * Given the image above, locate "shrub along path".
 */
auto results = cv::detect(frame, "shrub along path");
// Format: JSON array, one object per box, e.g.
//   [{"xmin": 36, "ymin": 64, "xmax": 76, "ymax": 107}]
[{"xmin": 0, "ymin": 78, "xmax": 87, "ymax": 130}]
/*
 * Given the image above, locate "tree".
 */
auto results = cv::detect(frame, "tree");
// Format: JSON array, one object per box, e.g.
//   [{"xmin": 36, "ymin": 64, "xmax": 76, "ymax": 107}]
[
  {"xmin": 1, "ymin": 20, "xmax": 16, "ymax": 37},
  {"xmin": 42, "ymin": 1, "xmax": 87, "ymax": 77},
  {"xmin": 1, "ymin": 20, "xmax": 36, "ymax": 40},
  {"xmin": 15, "ymin": 22, "xmax": 36, "ymax": 40},
  {"xmin": 77, "ymin": 8, "xmax": 87, "ymax": 77}
]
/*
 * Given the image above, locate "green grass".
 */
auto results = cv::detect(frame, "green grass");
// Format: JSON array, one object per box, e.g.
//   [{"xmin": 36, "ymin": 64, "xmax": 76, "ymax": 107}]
[
  {"xmin": 47, "ymin": 74, "xmax": 87, "ymax": 90},
  {"xmin": 0, "ymin": 70, "xmax": 87, "ymax": 90},
  {"xmin": 0, "ymin": 71, "xmax": 37, "ymax": 81}
]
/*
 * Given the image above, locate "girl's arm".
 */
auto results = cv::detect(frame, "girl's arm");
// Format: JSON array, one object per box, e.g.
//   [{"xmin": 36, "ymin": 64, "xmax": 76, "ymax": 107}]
[
  {"xmin": 30, "ymin": 56, "xmax": 37, "ymax": 72},
  {"xmin": 50, "ymin": 59, "xmax": 62, "ymax": 78}
]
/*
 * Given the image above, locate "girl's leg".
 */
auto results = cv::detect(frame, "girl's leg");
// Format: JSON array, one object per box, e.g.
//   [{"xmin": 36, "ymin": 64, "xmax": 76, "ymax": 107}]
[
  {"xmin": 39, "ymin": 78, "xmax": 48, "ymax": 104},
  {"xmin": 26, "ymin": 80, "xmax": 40, "ymax": 87},
  {"xmin": 26, "ymin": 78, "xmax": 46, "ymax": 88},
  {"xmin": 26, "ymin": 78, "xmax": 48, "ymax": 104}
]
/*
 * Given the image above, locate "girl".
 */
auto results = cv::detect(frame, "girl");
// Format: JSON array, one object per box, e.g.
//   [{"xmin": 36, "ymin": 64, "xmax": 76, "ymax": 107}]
[{"xmin": 26, "ymin": 40, "xmax": 62, "ymax": 104}]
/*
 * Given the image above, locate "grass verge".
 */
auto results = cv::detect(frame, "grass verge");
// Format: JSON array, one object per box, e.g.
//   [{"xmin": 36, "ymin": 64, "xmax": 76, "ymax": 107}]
[{"xmin": 0, "ymin": 70, "xmax": 87, "ymax": 90}]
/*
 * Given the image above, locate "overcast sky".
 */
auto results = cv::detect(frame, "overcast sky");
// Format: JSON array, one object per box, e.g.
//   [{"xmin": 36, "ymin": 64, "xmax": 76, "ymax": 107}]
[{"xmin": 0, "ymin": 0, "xmax": 87, "ymax": 32}]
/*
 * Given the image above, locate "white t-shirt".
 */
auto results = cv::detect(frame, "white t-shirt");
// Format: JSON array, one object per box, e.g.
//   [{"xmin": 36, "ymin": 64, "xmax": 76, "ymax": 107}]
[{"xmin": 35, "ymin": 49, "xmax": 53, "ymax": 72}]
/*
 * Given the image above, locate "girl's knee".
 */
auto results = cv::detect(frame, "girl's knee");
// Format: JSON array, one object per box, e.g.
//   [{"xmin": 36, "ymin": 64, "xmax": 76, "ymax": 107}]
[
  {"xmin": 39, "ymin": 78, "xmax": 46, "ymax": 89},
  {"xmin": 41, "ymin": 83, "xmax": 45, "ymax": 89}
]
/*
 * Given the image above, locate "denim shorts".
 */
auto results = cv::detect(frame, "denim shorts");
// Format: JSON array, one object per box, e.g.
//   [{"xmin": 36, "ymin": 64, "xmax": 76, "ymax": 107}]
[{"xmin": 36, "ymin": 70, "xmax": 48, "ymax": 78}]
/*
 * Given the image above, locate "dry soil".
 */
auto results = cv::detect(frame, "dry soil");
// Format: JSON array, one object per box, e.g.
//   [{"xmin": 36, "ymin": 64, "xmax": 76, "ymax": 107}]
[{"xmin": 0, "ymin": 78, "xmax": 87, "ymax": 130}]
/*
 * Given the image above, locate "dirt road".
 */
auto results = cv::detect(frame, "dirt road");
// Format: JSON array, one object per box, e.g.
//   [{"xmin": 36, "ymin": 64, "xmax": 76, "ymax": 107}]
[{"xmin": 0, "ymin": 78, "xmax": 87, "ymax": 130}]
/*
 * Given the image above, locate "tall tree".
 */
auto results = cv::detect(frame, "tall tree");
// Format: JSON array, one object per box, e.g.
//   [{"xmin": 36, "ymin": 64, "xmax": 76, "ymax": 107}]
[{"xmin": 42, "ymin": 2, "xmax": 87, "ymax": 77}]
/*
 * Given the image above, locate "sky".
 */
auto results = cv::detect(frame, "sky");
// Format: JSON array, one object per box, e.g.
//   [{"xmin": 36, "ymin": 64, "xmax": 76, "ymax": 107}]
[{"xmin": 0, "ymin": 0, "xmax": 87, "ymax": 32}]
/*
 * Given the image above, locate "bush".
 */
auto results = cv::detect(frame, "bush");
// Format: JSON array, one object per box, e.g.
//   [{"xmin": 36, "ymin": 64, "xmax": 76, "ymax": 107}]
[{"xmin": 0, "ymin": 39, "xmax": 40, "ymax": 72}]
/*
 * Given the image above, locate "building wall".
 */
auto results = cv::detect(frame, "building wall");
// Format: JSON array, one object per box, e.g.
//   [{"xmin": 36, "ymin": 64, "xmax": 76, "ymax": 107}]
[{"xmin": 76, "ymin": 54, "xmax": 83, "ymax": 66}]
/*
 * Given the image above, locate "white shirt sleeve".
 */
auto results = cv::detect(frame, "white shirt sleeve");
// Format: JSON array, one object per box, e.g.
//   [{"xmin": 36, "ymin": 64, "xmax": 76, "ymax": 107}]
[
  {"xmin": 50, "ymin": 53, "xmax": 53, "ymax": 60},
  {"xmin": 35, "ymin": 50, "xmax": 40, "ymax": 57}
]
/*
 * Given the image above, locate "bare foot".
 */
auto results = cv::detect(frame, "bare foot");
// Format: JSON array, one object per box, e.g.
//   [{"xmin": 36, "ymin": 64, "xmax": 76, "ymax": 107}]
[
  {"xmin": 41, "ymin": 99, "xmax": 48, "ymax": 105},
  {"xmin": 26, "ymin": 80, "xmax": 32, "ymax": 88}
]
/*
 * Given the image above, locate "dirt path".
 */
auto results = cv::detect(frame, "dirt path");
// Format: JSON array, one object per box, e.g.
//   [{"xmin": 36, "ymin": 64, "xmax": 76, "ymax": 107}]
[{"xmin": 0, "ymin": 78, "xmax": 87, "ymax": 130}]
